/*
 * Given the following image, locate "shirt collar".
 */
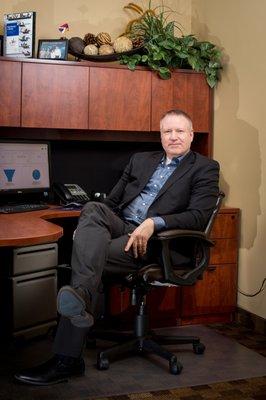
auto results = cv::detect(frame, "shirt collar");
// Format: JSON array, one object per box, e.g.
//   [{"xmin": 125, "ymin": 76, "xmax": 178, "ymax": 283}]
[{"xmin": 162, "ymin": 150, "xmax": 191, "ymax": 166}]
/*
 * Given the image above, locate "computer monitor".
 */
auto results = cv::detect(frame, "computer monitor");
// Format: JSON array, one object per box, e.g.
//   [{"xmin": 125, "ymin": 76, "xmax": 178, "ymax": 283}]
[{"xmin": 0, "ymin": 141, "xmax": 51, "ymax": 196}]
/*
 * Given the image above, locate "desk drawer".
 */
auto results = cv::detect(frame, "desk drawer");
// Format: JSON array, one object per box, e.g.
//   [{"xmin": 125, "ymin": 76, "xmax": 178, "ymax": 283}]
[
  {"xmin": 11, "ymin": 269, "xmax": 57, "ymax": 330},
  {"xmin": 210, "ymin": 239, "xmax": 238, "ymax": 264},
  {"xmin": 13, "ymin": 243, "xmax": 58, "ymax": 275},
  {"xmin": 210, "ymin": 213, "xmax": 239, "ymax": 239}
]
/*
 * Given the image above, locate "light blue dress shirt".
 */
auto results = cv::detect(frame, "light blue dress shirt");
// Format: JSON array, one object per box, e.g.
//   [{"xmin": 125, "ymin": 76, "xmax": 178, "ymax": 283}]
[{"xmin": 123, "ymin": 154, "xmax": 185, "ymax": 231}]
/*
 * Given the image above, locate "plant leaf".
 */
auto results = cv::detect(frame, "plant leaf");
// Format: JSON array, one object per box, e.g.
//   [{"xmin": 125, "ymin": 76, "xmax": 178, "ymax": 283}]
[{"xmin": 121, "ymin": 1, "xmax": 223, "ymax": 87}]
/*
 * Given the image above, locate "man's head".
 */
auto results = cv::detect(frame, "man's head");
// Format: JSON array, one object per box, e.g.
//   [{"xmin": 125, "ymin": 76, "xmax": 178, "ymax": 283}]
[{"xmin": 160, "ymin": 109, "xmax": 194, "ymax": 160}]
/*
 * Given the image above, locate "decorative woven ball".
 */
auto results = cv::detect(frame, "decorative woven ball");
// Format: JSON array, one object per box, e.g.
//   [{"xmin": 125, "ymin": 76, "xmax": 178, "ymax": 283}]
[
  {"xmin": 68, "ymin": 37, "xmax": 85, "ymax": 54},
  {"xmin": 99, "ymin": 44, "xmax": 114, "ymax": 55},
  {"xmin": 83, "ymin": 32, "xmax": 97, "ymax": 46},
  {"xmin": 96, "ymin": 32, "xmax": 112, "ymax": 46},
  {"xmin": 84, "ymin": 44, "xmax": 98, "ymax": 56},
  {"xmin": 113, "ymin": 36, "xmax": 133, "ymax": 53},
  {"xmin": 132, "ymin": 37, "xmax": 144, "ymax": 48}
]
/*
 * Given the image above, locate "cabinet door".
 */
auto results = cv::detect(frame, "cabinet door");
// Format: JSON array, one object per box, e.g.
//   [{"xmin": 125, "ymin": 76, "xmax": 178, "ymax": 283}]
[
  {"xmin": 0, "ymin": 60, "xmax": 21, "ymax": 126},
  {"xmin": 151, "ymin": 71, "xmax": 211, "ymax": 133},
  {"xmin": 181, "ymin": 264, "xmax": 237, "ymax": 317},
  {"xmin": 147, "ymin": 287, "xmax": 181, "ymax": 328},
  {"xmin": 89, "ymin": 67, "xmax": 151, "ymax": 131},
  {"xmin": 21, "ymin": 63, "xmax": 89, "ymax": 129}
]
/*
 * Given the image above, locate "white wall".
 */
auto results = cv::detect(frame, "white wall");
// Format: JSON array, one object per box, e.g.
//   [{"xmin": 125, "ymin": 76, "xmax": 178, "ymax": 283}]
[
  {"xmin": 192, "ymin": 0, "xmax": 266, "ymax": 319},
  {"xmin": 0, "ymin": 0, "xmax": 191, "ymax": 50}
]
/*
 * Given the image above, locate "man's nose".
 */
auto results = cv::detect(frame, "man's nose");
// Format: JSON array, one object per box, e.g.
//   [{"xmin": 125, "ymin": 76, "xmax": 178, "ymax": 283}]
[{"xmin": 168, "ymin": 131, "xmax": 179, "ymax": 139}]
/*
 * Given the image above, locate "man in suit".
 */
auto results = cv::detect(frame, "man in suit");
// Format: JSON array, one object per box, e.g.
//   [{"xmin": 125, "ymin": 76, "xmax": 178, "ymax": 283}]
[{"xmin": 15, "ymin": 109, "xmax": 219, "ymax": 385}]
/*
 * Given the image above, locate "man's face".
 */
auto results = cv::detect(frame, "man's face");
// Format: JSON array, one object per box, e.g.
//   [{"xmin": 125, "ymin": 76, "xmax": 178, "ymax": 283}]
[{"xmin": 160, "ymin": 114, "xmax": 194, "ymax": 159}]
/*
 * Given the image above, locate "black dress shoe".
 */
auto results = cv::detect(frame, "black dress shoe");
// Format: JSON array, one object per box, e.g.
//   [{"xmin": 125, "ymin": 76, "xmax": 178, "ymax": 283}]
[
  {"xmin": 57, "ymin": 285, "xmax": 94, "ymax": 328},
  {"xmin": 14, "ymin": 356, "xmax": 85, "ymax": 386}
]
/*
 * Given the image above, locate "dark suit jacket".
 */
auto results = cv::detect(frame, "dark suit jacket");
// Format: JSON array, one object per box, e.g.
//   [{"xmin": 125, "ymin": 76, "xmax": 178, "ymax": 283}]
[{"xmin": 105, "ymin": 150, "xmax": 220, "ymax": 232}]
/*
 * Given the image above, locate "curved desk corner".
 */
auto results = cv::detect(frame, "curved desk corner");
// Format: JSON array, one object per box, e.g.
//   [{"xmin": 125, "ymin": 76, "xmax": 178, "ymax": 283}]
[{"xmin": 0, "ymin": 207, "xmax": 81, "ymax": 247}]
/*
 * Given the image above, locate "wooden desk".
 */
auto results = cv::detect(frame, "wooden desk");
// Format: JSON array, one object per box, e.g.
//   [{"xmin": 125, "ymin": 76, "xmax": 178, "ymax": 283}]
[
  {"xmin": 0, "ymin": 207, "xmax": 80, "ymax": 247},
  {"xmin": 0, "ymin": 206, "xmax": 239, "ymax": 329}
]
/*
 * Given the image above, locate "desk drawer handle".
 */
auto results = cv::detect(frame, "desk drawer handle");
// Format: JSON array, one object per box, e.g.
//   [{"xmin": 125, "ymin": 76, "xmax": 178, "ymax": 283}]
[{"xmin": 207, "ymin": 265, "xmax": 216, "ymax": 271}]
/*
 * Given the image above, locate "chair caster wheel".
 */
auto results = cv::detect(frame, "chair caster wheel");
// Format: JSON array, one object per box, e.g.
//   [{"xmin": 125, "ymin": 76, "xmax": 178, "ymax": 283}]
[
  {"xmin": 97, "ymin": 354, "xmax": 109, "ymax": 370},
  {"xmin": 169, "ymin": 357, "xmax": 183, "ymax": 375},
  {"xmin": 193, "ymin": 342, "xmax": 205, "ymax": 354}
]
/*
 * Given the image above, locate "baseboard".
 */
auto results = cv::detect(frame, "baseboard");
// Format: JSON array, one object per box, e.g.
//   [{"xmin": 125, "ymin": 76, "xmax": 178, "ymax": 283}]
[{"xmin": 236, "ymin": 307, "xmax": 266, "ymax": 335}]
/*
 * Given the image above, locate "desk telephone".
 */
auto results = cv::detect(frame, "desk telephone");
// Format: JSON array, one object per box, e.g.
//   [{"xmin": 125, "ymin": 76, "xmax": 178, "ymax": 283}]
[{"xmin": 53, "ymin": 183, "xmax": 90, "ymax": 205}]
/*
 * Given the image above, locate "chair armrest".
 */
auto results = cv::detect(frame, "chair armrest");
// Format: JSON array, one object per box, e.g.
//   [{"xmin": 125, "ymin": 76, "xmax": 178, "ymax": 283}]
[
  {"xmin": 156, "ymin": 229, "xmax": 207, "ymax": 241},
  {"xmin": 152, "ymin": 229, "xmax": 214, "ymax": 286},
  {"xmin": 154, "ymin": 229, "xmax": 214, "ymax": 247}
]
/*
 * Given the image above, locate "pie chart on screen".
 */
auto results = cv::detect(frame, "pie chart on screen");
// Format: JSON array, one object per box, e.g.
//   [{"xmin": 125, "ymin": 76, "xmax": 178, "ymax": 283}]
[{"xmin": 32, "ymin": 169, "xmax": 41, "ymax": 180}]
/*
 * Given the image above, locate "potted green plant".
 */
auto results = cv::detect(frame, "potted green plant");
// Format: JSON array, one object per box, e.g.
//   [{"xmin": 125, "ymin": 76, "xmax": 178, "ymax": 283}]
[{"xmin": 120, "ymin": 2, "xmax": 222, "ymax": 88}]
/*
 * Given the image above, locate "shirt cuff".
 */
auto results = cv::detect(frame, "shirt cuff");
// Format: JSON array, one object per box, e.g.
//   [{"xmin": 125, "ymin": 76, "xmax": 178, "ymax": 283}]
[{"xmin": 151, "ymin": 217, "xmax": 166, "ymax": 232}]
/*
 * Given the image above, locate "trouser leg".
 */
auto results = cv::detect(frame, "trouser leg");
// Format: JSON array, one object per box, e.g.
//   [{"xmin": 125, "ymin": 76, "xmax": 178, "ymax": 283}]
[
  {"xmin": 53, "ymin": 317, "xmax": 89, "ymax": 358},
  {"xmin": 53, "ymin": 202, "xmax": 140, "ymax": 357},
  {"xmin": 70, "ymin": 202, "xmax": 134, "ymax": 299},
  {"xmin": 53, "ymin": 235, "xmax": 140, "ymax": 358}
]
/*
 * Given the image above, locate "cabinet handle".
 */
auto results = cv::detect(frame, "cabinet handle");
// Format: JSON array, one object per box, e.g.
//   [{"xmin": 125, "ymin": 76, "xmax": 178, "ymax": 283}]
[{"xmin": 207, "ymin": 265, "xmax": 216, "ymax": 271}]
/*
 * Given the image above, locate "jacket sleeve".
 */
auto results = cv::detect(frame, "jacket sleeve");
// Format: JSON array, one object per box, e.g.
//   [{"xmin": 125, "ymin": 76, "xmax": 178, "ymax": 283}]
[{"xmin": 161, "ymin": 159, "xmax": 220, "ymax": 231}]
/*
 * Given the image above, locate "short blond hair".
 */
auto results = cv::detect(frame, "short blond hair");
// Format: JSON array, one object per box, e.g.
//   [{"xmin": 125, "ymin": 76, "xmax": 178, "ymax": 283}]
[{"xmin": 160, "ymin": 109, "xmax": 193, "ymax": 131}]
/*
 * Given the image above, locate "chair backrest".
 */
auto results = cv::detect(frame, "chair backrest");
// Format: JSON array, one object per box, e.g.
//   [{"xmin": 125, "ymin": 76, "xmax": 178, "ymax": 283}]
[
  {"xmin": 154, "ymin": 190, "xmax": 225, "ymax": 286},
  {"xmin": 204, "ymin": 191, "xmax": 225, "ymax": 237}
]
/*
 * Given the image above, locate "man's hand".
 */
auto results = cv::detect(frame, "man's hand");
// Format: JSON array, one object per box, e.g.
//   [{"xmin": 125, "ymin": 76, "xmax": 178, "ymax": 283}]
[{"xmin": 125, "ymin": 218, "xmax": 155, "ymax": 258}]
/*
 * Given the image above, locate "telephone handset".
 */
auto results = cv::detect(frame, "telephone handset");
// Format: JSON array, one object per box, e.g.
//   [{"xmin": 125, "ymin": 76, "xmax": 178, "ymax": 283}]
[{"xmin": 53, "ymin": 183, "xmax": 90, "ymax": 205}]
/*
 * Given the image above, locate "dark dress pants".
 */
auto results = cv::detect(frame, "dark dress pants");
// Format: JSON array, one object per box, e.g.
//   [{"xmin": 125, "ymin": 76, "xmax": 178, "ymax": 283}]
[{"xmin": 53, "ymin": 202, "xmax": 142, "ymax": 357}]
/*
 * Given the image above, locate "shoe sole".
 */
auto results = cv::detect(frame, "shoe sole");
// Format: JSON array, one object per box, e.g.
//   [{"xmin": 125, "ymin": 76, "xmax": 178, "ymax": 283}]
[
  {"xmin": 57, "ymin": 286, "xmax": 94, "ymax": 328},
  {"xmin": 14, "ymin": 372, "xmax": 84, "ymax": 386}
]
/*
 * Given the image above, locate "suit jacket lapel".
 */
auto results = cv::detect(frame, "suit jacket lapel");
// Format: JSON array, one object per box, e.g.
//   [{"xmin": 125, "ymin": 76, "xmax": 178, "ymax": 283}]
[
  {"xmin": 138, "ymin": 151, "xmax": 164, "ymax": 192},
  {"xmin": 154, "ymin": 151, "xmax": 195, "ymax": 201},
  {"xmin": 120, "ymin": 151, "xmax": 163, "ymax": 207}
]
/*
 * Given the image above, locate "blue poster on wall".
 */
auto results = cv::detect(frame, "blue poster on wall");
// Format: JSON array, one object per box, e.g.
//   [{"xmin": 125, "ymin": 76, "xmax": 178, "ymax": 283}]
[{"xmin": 3, "ymin": 11, "xmax": 36, "ymax": 58}]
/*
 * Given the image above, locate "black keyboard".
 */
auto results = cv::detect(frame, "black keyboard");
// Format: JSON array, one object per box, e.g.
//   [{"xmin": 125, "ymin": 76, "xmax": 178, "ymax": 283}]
[{"xmin": 0, "ymin": 204, "xmax": 49, "ymax": 214}]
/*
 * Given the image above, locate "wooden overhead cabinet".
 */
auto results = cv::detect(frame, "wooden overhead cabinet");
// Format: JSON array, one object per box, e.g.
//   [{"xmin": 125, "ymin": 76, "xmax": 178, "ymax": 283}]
[
  {"xmin": 151, "ymin": 71, "xmax": 212, "ymax": 133},
  {"xmin": 0, "ymin": 60, "xmax": 21, "ymax": 127},
  {"xmin": 21, "ymin": 63, "xmax": 89, "ymax": 129},
  {"xmin": 89, "ymin": 67, "xmax": 151, "ymax": 132}
]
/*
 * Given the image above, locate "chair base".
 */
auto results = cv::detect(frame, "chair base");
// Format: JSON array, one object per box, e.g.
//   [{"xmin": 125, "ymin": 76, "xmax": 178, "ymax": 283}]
[
  {"xmin": 88, "ymin": 288, "xmax": 206, "ymax": 375},
  {"xmin": 88, "ymin": 316, "xmax": 205, "ymax": 375},
  {"xmin": 96, "ymin": 335, "xmax": 183, "ymax": 375}
]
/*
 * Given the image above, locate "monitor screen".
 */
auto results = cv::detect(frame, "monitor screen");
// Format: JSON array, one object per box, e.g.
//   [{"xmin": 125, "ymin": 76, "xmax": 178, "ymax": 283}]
[{"xmin": 0, "ymin": 141, "xmax": 51, "ymax": 194}]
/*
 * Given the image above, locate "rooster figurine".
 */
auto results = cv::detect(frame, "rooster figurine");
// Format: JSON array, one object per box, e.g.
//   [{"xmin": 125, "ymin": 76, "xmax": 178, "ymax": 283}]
[{"xmin": 58, "ymin": 22, "xmax": 69, "ymax": 39}]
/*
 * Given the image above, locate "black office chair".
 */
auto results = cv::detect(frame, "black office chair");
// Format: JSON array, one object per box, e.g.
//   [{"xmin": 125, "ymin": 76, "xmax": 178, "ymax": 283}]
[{"xmin": 88, "ymin": 191, "xmax": 225, "ymax": 375}]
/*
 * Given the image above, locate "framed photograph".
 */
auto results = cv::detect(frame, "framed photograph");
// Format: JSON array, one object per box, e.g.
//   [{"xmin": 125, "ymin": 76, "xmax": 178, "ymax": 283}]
[
  {"xmin": 37, "ymin": 39, "xmax": 68, "ymax": 60},
  {"xmin": 3, "ymin": 11, "xmax": 36, "ymax": 58}
]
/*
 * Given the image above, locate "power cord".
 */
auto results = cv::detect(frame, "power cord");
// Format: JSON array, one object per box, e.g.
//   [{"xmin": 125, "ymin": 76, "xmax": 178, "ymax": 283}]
[{"xmin": 238, "ymin": 278, "xmax": 266, "ymax": 297}]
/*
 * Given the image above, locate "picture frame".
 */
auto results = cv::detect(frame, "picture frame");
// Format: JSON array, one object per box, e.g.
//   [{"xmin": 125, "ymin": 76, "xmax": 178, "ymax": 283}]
[
  {"xmin": 37, "ymin": 39, "xmax": 68, "ymax": 60},
  {"xmin": 3, "ymin": 11, "xmax": 36, "ymax": 58}
]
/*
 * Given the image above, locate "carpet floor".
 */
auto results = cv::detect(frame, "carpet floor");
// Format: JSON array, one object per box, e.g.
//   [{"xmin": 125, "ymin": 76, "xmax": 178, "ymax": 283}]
[{"xmin": 0, "ymin": 322, "xmax": 265, "ymax": 400}]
